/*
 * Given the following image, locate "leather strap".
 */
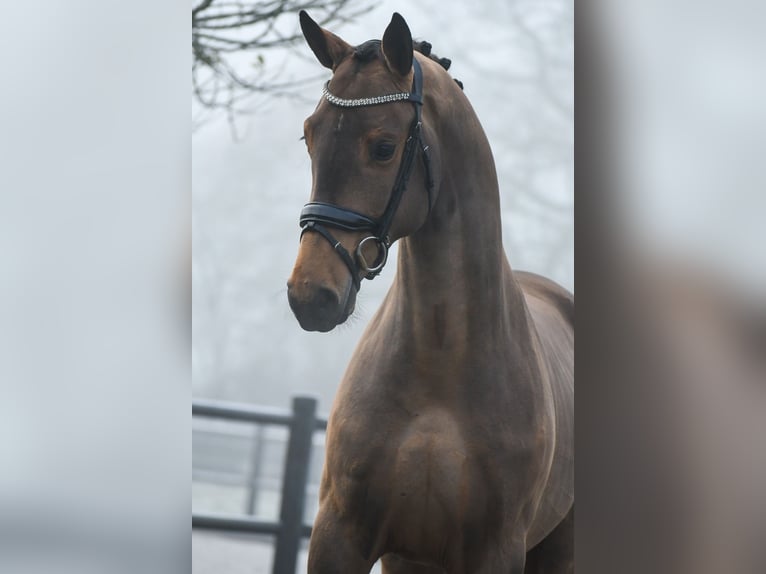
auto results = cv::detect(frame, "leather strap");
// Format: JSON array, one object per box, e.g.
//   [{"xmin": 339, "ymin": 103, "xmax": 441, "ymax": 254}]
[
  {"xmin": 300, "ymin": 202, "xmax": 377, "ymax": 232},
  {"xmin": 301, "ymin": 222, "xmax": 361, "ymax": 291},
  {"xmin": 375, "ymin": 79, "xmax": 424, "ymax": 244}
]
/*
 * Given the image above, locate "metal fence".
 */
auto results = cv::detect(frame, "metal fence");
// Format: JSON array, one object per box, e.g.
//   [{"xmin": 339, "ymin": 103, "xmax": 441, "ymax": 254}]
[{"xmin": 192, "ymin": 396, "xmax": 328, "ymax": 574}]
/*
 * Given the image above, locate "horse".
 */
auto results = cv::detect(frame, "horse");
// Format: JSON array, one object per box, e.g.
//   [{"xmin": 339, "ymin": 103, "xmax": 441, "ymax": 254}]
[{"xmin": 286, "ymin": 11, "xmax": 573, "ymax": 574}]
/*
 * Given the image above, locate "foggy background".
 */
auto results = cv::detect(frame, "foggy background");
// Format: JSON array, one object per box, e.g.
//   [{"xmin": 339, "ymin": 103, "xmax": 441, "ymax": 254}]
[{"xmin": 192, "ymin": 0, "xmax": 574, "ymax": 412}]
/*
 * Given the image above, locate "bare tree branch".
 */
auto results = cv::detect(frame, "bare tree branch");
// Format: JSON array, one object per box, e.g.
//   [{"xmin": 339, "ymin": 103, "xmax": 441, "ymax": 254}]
[{"xmin": 192, "ymin": 0, "xmax": 372, "ymax": 131}]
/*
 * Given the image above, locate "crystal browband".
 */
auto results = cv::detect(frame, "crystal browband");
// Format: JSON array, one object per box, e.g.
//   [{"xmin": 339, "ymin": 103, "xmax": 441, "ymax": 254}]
[{"xmin": 321, "ymin": 82, "xmax": 414, "ymax": 107}]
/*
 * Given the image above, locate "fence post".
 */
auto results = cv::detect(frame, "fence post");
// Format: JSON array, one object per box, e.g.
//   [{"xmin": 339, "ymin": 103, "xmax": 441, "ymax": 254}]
[
  {"xmin": 246, "ymin": 425, "xmax": 265, "ymax": 515},
  {"xmin": 272, "ymin": 396, "xmax": 317, "ymax": 574}
]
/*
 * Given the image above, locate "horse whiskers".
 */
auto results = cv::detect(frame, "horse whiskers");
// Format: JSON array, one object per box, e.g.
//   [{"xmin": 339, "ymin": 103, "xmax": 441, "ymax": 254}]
[{"xmin": 337, "ymin": 299, "xmax": 366, "ymax": 333}]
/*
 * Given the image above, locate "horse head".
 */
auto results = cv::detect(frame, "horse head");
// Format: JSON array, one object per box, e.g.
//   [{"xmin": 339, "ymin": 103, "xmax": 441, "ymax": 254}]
[{"xmin": 287, "ymin": 12, "xmax": 449, "ymax": 332}]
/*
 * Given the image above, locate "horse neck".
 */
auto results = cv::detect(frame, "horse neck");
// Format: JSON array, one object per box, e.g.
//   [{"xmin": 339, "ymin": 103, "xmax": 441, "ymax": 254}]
[{"xmin": 392, "ymin": 95, "xmax": 532, "ymax": 350}]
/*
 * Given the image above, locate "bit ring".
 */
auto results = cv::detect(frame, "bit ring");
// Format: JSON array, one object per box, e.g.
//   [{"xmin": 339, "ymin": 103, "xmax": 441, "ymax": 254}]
[{"xmin": 355, "ymin": 236, "xmax": 389, "ymax": 276}]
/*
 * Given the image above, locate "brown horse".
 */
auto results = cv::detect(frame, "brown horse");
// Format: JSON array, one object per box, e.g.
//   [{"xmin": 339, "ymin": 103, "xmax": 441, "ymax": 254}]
[{"xmin": 287, "ymin": 12, "xmax": 573, "ymax": 574}]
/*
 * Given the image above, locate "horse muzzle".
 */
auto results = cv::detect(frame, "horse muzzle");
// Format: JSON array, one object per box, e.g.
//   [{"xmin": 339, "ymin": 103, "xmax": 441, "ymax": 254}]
[{"xmin": 287, "ymin": 277, "xmax": 355, "ymax": 332}]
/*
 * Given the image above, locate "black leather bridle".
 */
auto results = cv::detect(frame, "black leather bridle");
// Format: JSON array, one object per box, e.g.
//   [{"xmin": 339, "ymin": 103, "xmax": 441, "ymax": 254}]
[{"xmin": 299, "ymin": 58, "xmax": 434, "ymax": 292}]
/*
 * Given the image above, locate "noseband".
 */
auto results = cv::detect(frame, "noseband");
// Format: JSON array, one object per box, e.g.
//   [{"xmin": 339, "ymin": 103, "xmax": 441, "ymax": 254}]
[{"xmin": 299, "ymin": 58, "xmax": 434, "ymax": 291}]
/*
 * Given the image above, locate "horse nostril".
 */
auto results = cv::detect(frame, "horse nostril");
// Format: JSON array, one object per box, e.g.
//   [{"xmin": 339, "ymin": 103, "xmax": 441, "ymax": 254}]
[
  {"xmin": 287, "ymin": 282, "xmax": 343, "ymax": 332},
  {"xmin": 287, "ymin": 282, "xmax": 340, "ymax": 314},
  {"xmin": 313, "ymin": 286, "xmax": 340, "ymax": 310}
]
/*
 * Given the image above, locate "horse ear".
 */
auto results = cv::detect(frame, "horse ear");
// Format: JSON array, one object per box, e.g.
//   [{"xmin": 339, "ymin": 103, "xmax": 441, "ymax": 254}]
[
  {"xmin": 299, "ymin": 10, "xmax": 352, "ymax": 70},
  {"xmin": 381, "ymin": 13, "xmax": 413, "ymax": 76}
]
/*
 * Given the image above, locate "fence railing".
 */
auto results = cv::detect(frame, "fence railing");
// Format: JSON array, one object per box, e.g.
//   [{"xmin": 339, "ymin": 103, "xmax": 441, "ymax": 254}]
[{"xmin": 192, "ymin": 396, "xmax": 327, "ymax": 574}]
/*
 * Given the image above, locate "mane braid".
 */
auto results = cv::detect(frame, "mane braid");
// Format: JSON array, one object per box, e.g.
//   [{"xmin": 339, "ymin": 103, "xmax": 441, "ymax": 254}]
[
  {"xmin": 414, "ymin": 38, "xmax": 464, "ymax": 90},
  {"xmin": 351, "ymin": 38, "xmax": 464, "ymax": 90}
]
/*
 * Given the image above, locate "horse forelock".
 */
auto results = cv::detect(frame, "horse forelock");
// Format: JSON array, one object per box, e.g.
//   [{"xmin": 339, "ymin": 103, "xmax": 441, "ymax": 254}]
[
  {"xmin": 353, "ymin": 39, "xmax": 382, "ymax": 62},
  {"xmin": 350, "ymin": 37, "xmax": 457, "ymax": 77}
]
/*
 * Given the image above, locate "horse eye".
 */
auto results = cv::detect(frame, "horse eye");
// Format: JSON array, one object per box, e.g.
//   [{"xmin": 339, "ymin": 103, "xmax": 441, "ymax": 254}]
[{"xmin": 372, "ymin": 142, "xmax": 396, "ymax": 161}]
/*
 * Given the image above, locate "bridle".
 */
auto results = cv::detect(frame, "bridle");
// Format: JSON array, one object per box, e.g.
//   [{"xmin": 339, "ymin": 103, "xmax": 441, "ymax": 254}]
[{"xmin": 299, "ymin": 58, "xmax": 434, "ymax": 292}]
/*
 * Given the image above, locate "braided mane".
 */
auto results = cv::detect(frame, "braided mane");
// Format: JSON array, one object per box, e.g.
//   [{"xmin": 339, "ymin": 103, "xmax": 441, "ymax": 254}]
[{"xmin": 352, "ymin": 39, "xmax": 464, "ymax": 90}]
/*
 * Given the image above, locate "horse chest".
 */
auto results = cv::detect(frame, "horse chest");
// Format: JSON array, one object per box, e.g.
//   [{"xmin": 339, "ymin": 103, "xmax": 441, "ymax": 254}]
[
  {"xmin": 326, "ymin": 319, "xmax": 559, "ymax": 560},
  {"xmin": 329, "ymin": 407, "xmax": 501, "ymax": 560}
]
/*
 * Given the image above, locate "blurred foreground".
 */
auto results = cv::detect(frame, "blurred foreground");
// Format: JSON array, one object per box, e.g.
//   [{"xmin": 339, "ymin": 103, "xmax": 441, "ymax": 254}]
[{"xmin": 577, "ymin": 1, "xmax": 766, "ymax": 572}]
